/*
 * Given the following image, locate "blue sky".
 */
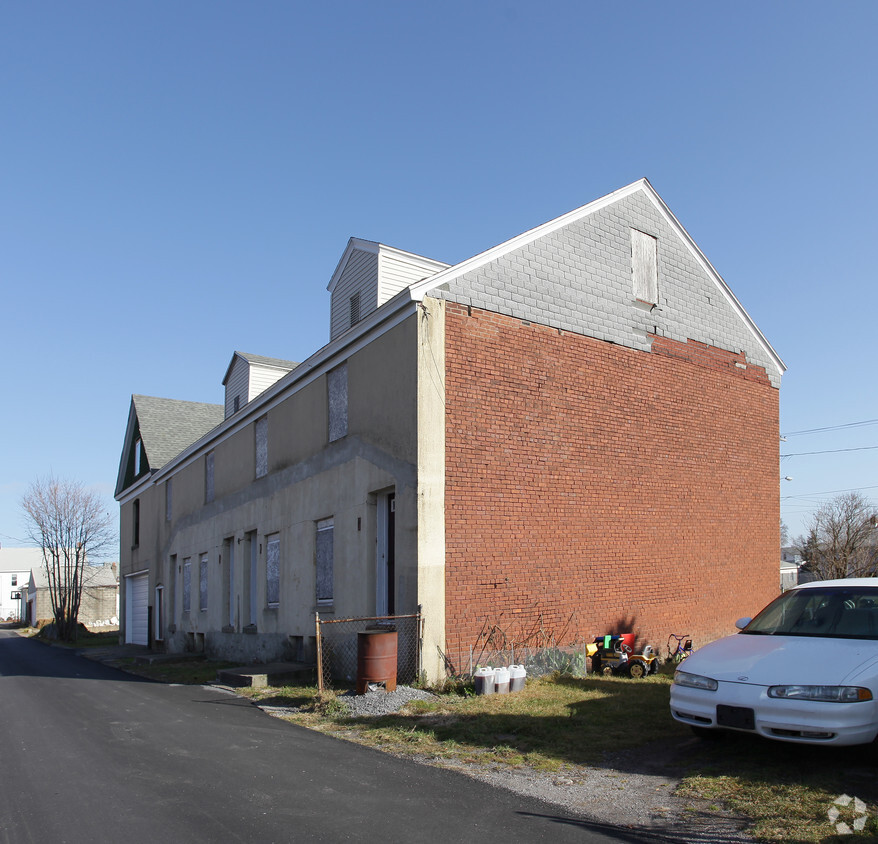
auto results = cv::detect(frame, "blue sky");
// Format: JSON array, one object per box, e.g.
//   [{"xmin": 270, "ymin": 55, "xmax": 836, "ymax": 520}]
[{"xmin": 2, "ymin": 1, "xmax": 876, "ymax": 556}]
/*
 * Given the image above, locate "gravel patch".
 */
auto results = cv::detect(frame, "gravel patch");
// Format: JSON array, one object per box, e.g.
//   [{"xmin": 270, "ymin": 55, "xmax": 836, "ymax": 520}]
[{"xmin": 336, "ymin": 685, "xmax": 437, "ymax": 717}]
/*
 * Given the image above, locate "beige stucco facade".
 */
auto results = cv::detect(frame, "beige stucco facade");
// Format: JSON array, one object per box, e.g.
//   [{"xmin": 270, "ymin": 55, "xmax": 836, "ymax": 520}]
[{"xmin": 118, "ymin": 310, "xmax": 448, "ymax": 675}]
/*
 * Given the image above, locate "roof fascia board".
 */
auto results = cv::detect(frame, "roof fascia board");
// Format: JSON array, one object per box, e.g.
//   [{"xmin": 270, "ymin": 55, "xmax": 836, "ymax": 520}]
[
  {"xmin": 114, "ymin": 400, "xmax": 139, "ymax": 498},
  {"xmin": 115, "ymin": 470, "xmax": 154, "ymax": 505},
  {"xmin": 149, "ymin": 296, "xmax": 420, "ymax": 486},
  {"xmin": 327, "ymin": 238, "xmax": 380, "ymax": 293},
  {"xmin": 404, "ymin": 178, "xmax": 785, "ymax": 377},
  {"xmin": 327, "ymin": 238, "xmax": 448, "ymax": 293},
  {"xmin": 638, "ymin": 181, "xmax": 786, "ymax": 375},
  {"xmin": 405, "ymin": 180, "xmax": 648, "ymax": 303},
  {"xmin": 221, "ymin": 352, "xmax": 245, "ymax": 386}
]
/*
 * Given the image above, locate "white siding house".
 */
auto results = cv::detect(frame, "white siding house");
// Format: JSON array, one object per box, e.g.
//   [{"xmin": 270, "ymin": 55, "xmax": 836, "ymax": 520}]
[
  {"xmin": 222, "ymin": 352, "xmax": 298, "ymax": 419},
  {"xmin": 0, "ymin": 548, "xmax": 42, "ymax": 621},
  {"xmin": 327, "ymin": 239, "xmax": 449, "ymax": 341}
]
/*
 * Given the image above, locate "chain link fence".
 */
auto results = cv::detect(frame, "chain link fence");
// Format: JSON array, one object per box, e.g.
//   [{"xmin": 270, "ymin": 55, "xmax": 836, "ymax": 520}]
[
  {"xmin": 463, "ymin": 631, "xmax": 592, "ymax": 679},
  {"xmin": 316, "ymin": 611, "xmax": 422, "ymax": 693}
]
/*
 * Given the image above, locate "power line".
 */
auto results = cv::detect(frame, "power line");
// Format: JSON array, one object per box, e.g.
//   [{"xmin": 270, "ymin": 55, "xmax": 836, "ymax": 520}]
[
  {"xmin": 781, "ymin": 484, "xmax": 878, "ymax": 501},
  {"xmin": 782, "ymin": 418, "xmax": 878, "ymax": 437},
  {"xmin": 781, "ymin": 445, "xmax": 878, "ymax": 458}
]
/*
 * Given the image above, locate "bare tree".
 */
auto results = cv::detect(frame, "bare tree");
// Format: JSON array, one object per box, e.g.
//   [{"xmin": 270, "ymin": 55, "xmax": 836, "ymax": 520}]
[
  {"xmin": 21, "ymin": 477, "xmax": 116, "ymax": 641},
  {"xmin": 796, "ymin": 492, "xmax": 878, "ymax": 581}
]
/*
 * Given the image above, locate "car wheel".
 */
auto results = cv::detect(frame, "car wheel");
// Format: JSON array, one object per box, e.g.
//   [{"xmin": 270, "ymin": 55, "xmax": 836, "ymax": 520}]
[{"xmin": 628, "ymin": 661, "xmax": 646, "ymax": 679}]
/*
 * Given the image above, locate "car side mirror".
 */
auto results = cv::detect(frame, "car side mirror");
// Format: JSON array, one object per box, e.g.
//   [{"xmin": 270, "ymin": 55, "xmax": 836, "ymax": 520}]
[{"xmin": 735, "ymin": 617, "xmax": 752, "ymax": 630}]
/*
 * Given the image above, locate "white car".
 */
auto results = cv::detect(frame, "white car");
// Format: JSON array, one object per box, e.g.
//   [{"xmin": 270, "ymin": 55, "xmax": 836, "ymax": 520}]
[{"xmin": 670, "ymin": 578, "xmax": 878, "ymax": 746}]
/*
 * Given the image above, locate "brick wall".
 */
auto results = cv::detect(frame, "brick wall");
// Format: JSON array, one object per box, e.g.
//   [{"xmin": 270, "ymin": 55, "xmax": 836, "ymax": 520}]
[{"xmin": 443, "ymin": 303, "xmax": 780, "ymax": 672}]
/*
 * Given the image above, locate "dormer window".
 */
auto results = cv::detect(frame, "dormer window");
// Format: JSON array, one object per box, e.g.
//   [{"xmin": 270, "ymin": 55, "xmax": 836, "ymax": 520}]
[
  {"xmin": 350, "ymin": 292, "xmax": 361, "ymax": 328},
  {"xmin": 222, "ymin": 352, "xmax": 297, "ymax": 420}
]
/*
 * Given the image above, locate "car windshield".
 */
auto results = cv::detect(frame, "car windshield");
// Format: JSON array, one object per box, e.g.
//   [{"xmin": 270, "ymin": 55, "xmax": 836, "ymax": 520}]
[{"xmin": 743, "ymin": 586, "xmax": 878, "ymax": 639}]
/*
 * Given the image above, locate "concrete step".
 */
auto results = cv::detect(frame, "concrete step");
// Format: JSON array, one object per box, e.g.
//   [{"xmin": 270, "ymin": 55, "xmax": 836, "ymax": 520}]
[{"xmin": 217, "ymin": 662, "xmax": 316, "ymax": 689}]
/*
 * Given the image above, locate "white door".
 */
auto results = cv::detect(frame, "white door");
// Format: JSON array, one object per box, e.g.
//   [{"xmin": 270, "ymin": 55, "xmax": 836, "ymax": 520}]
[{"xmin": 126, "ymin": 574, "xmax": 149, "ymax": 645}]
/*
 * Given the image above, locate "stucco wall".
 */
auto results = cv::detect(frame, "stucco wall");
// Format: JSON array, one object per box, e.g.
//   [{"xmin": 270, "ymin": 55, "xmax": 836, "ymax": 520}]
[{"xmin": 120, "ymin": 316, "xmax": 421, "ymax": 663}]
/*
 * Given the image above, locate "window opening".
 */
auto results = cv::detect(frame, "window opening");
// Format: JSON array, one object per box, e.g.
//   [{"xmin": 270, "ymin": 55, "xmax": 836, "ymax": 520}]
[
  {"xmin": 316, "ymin": 518, "xmax": 334, "ymax": 606},
  {"xmin": 631, "ymin": 229, "xmax": 658, "ymax": 305},
  {"xmin": 266, "ymin": 535, "xmax": 280, "ymax": 607},
  {"xmin": 182, "ymin": 558, "xmax": 191, "ymax": 613},
  {"xmin": 327, "ymin": 363, "xmax": 348, "ymax": 442},
  {"xmin": 199, "ymin": 553, "xmax": 208, "ymax": 611}
]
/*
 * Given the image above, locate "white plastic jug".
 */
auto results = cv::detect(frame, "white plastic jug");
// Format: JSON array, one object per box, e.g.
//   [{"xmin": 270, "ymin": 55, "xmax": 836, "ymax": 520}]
[
  {"xmin": 494, "ymin": 666, "xmax": 510, "ymax": 694},
  {"xmin": 474, "ymin": 666, "xmax": 495, "ymax": 695},
  {"xmin": 508, "ymin": 664, "xmax": 526, "ymax": 692}
]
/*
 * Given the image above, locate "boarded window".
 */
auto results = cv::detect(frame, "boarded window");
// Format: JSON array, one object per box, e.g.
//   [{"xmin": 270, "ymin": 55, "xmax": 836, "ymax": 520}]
[
  {"xmin": 631, "ymin": 229, "xmax": 658, "ymax": 304},
  {"xmin": 199, "ymin": 553, "xmax": 208, "ymax": 611},
  {"xmin": 205, "ymin": 452, "xmax": 215, "ymax": 504},
  {"xmin": 132, "ymin": 499, "xmax": 140, "ymax": 547},
  {"xmin": 182, "ymin": 558, "xmax": 191, "ymax": 612},
  {"xmin": 255, "ymin": 417, "xmax": 268, "ymax": 479},
  {"xmin": 327, "ymin": 363, "xmax": 348, "ymax": 442},
  {"xmin": 316, "ymin": 518, "xmax": 334, "ymax": 605},
  {"xmin": 350, "ymin": 291, "xmax": 361, "ymax": 327},
  {"xmin": 266, "ymin": 535, "xmax": 280, "ymax": 607}
]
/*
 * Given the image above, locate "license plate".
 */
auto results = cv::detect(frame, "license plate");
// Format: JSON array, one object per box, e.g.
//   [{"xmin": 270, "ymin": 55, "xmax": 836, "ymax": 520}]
[{"xmin": 716, "ymin": 704, "xmax": 755, "ymax": 730}]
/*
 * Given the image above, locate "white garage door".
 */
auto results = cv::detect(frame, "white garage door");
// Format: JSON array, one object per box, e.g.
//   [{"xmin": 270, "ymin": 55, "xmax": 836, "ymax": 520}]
[{"xmin": 126, "ymin": 573, "xmax": 148, "ymax": 645}]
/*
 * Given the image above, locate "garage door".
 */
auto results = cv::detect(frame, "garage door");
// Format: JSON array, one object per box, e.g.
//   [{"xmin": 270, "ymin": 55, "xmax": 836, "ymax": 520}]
[{"xmin": 126, "ymin": 573, "xmax": 148, "ymax": 645}]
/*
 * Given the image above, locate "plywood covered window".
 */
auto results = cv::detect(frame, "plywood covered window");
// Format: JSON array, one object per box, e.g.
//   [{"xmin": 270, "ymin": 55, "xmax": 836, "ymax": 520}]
[
  {"xmin": 316, "ymin": 518, "xmax": 334, "ymax": 606},
  {"xmin": 266, "ymin": 534, "xmax": 280, "ymax": 607},
  {"xmin": 255, "ymin": 417, "xmax": 268, "ymax": 479},
  {"xmin": 327, "ymin": 363, "xmax": 348, "ymax": 442},
  {"xmin": 199, "ymin": 553, "xmax": 208, "ymax": 611},
  {"xmin": 205, "ymin": 452, "xmax": 215, "ymax": 504},
  {"xmin": 631, "ymin": 229, "xmax": 658, "ymax": 305},
  {"xmin": 182, "ymin": 558, "xmax": 191, "ymax": 613}
]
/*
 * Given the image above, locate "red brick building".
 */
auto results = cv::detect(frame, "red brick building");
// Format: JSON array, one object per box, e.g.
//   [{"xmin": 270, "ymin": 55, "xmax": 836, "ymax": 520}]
[{"xmin": 116, "ymin": 179, "xmax": 783, "ymax": 680}]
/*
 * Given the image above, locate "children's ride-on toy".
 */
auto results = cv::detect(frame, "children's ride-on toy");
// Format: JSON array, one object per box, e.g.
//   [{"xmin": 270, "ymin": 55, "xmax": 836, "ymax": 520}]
[{"xmin": 589, "ymin": 635, "xmax": 658, "ymax": 678}]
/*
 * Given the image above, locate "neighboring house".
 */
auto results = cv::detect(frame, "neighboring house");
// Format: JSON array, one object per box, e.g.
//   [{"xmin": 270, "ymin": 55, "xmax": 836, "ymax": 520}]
[
  {"xmin": 28, "ymin": 563, "xmax": 120, "ymax": 628},
  {"xmin": 780, "ymin": 546, "xmax": 803, "ymax": 591},
  {"xmin": 0, "ymin": 548, "xmax": 42, "ymax": 621},
  {"xmin": 114, "ymin": 179, "xmax": 785, "ymax": 679}
]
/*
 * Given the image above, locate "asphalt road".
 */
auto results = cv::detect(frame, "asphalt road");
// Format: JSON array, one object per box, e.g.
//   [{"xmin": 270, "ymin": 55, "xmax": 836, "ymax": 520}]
[{"xmin": 0, "ymin": 630, "xmax": 641, "ymax": 844}]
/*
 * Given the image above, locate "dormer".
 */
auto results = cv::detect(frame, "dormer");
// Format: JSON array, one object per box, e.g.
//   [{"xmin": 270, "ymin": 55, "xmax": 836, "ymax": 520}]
[
  {"xmin": 222, "ymin": 352, "xmax": 298, "ymax": 419},
  {"xmin": 327, "ymin": 238, "xmax": 449, "ymax": 341}
]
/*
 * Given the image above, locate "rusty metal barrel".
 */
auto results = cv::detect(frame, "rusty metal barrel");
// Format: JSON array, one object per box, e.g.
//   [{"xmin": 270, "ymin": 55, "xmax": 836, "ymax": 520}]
[{"xmin": 356, "ymin": 628, "xmax": 398, "ymax": 694}]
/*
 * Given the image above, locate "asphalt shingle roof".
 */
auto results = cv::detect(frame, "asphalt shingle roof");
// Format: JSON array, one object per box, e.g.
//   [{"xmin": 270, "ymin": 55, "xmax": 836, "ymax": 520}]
[
  {"xmin": 133, "ymin": 394, "xmax": 224, "ymax": 472},
  {"xmin": 237, "ymin": 351, "xmax": 298, "ymax": 370}
]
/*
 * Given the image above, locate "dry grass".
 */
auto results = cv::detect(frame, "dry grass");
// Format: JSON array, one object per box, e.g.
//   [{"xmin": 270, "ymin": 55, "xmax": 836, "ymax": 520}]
[{"xmin": 151, "ymin": 666, "xmax": 878, "ymax": 841}]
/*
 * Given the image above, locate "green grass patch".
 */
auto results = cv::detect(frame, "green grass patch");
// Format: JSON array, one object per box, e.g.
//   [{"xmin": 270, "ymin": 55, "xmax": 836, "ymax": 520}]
[{"xmin": 676, "ymin": 732, "xmax": 878, "ymax": 841}]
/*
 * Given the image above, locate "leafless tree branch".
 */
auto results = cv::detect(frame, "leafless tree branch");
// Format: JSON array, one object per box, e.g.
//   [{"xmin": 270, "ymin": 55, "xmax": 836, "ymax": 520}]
[{"xmin": 21, "ymin": 476, "xmax": 116, "ymax": 641}]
